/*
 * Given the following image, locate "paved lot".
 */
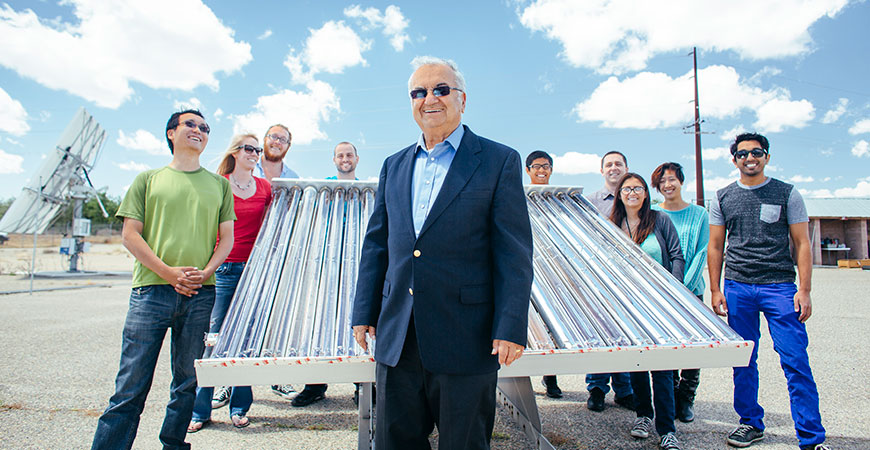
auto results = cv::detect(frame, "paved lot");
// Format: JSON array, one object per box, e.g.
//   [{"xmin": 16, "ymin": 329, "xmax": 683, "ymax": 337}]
[{"xmin": 0, "ymin": 268, "xmax": 868, "ymax": 449}]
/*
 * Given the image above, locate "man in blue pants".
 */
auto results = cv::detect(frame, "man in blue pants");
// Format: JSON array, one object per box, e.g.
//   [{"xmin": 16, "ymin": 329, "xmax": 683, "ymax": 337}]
[{"xmin": 708, "ymin": 132, "xmax": 828, "ymax": 450}]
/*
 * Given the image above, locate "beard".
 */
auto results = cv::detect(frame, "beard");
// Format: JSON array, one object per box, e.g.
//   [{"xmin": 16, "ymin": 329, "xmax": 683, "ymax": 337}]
[
  {"xmin": 336, "ymin": 164, "xmax": 356, "ymax": 174},
  {"xmin": 263, "ymin": 146, "xmax": 287, "ymax": 162}
]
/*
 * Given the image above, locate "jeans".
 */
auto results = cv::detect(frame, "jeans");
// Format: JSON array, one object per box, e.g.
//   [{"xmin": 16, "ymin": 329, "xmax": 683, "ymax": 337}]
[
  {"xmin": 631, "ymin": 370, "xmax": 676, "ymax": 436},
  {"xmin": 92, "ymin": 284, "xmax": 214, "ymax": 450},
  {"xmin": 192, "ymin": 262, "xmax": 252, "ymax": 421},
  {"xmin": 585, "ymin": 372, "xmax": 632, "ymax": 398},
  {"xmin": 673, "ymin": 293, "xmax": 704, "ymax": 401},
  {"xmin": 724, "ymin": 280, "xmax": 825, "ymax": 448}
]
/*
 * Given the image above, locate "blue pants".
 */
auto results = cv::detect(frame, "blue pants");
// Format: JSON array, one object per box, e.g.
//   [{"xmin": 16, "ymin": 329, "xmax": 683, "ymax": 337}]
[
  {"xmin": 92, "ymin": 284, "xmax": 214, "ymax": 450},
  {"xmin": 585, "ymin": 372, "xmax": 632, "ymax": 398},
  {"xmin": 631, "ymin": 370, "xmax": 675, "ymax": 436},
  {"xmin": 192, "ymin": 262, "xmax": 253, "ymax": 421},
  {"xmin": 724, "ymin": 280, "xmax": 825, "ymax": 448}
]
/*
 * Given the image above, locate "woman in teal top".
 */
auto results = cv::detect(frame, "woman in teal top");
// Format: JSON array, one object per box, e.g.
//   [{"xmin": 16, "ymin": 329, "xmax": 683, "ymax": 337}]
[
  {"xmin": 651, "ymin": 162, "xmax": 710, "ymax": 424},
  {"xmin": 610, "ymin": 173, "xmax": 685, "ymax": 450}
]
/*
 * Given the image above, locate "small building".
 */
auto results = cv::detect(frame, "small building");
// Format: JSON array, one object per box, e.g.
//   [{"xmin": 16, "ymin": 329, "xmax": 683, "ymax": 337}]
[{"xmin": 805, "ymin": 198, "xmax": 870, "ymax": 266}]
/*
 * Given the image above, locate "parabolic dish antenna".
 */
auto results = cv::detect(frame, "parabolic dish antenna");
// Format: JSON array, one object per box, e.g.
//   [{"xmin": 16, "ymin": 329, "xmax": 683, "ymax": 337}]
[{"xmin": 0, "ymin": 107, "xmax": 106, "ymax": 235}]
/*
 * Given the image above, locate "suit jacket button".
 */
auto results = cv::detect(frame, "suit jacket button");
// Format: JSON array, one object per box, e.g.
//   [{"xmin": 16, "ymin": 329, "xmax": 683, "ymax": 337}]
[
  {"xmin": 413, "ymin": 250, "xmax": 421, "ymax": 257},
  {"xmin": 408, "ymin": 288, "xmax": 413, "ymax": 295}
]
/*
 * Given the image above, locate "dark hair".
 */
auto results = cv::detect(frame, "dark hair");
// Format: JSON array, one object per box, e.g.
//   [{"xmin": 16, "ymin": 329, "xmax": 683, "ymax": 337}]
[
  {"xmin": 525, "ymin": 150, "xmax": 553, "ymax": 168},
  {"xmin": 165, "ymin": 109, "xmax": 205, "ymax": 154},
  {"xmin": 730, "ymin": 132, "xmax": 769, "ymax": 157},
  {"xmin": 609, "ymin": 173, "xmax": 656, "ymax": 245},
  {"xmin": 601, "ymin": 150, "xmax": 627, "ymax": 169},
  {"xmin": 335, "ymin": 141, "xmax": 358, "ymax": 156},
  {"xmin": 650, "ymin": 162, "xmax": 684, "ymax": 192}
]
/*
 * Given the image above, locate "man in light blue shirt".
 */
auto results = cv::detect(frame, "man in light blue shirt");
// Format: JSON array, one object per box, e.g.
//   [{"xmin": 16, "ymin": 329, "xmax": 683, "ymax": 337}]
[
  {"xmin": 410, "ymin": 125, "xmax": 461, "ymax": 236},
  {"xmin": 255, "ymin": 124, "xmax": 299, "ymax": 182}
]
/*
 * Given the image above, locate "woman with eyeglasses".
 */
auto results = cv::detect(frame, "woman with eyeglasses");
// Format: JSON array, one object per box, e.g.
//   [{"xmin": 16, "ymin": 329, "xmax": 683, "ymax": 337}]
[
  {"xmin": 651, "ymin": 162, "xmax": 710, "ymax": 424},
  {"xmin": 188, "ymin": 134, "xmax": 271, "ymax": 432},
  {"xmin": 610, "ymin": 173, "xmax": 685, "ymax": 450}
]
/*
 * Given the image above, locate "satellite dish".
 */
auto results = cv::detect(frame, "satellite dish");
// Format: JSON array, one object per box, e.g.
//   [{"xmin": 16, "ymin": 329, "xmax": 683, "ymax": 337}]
[{"xmin": 0, "ymin": 107, "xmax": 108, "ymax": 274}]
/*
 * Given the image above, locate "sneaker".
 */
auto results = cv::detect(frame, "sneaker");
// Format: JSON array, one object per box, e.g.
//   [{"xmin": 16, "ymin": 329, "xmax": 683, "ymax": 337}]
[
  {"xmin": 615, "ymin": 393, "xmax": 636, "ymax": 411},
  {"xmin": 271, "ymin": 384, "xmax": 296, "ymax": 400},
  {"xmin": 726, "ymin": 424, "xmax": 764, "ymax": 448},
  {"xmin": 211, "ymin": 386, "xmax": 230, "ymax": 409},
  {"xmin": 630, "ymin": 416, "xmax": 653, "ymax": 439},
  {"xmin": 801, "ymin": 445, "xmax": 830, "ymax": 450},
  {"xmin": 587, "ymin": 387, "xmax": 605, "ymax": 412},
  {"xmin": 542, "ymin": 376, "xmax": 563, "ymax": 398},
  {"xmin": 659, "ymin": 432, "xmax": 681, "ymax": 450},
  {"xmin": 292, "ymin": 384, "xmax": 326, "ymax": 407}
]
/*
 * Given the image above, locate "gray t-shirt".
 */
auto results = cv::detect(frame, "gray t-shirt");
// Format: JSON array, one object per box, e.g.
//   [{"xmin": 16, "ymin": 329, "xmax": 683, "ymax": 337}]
[{"xmin": 710, "ymin": 177, "xmax": 807, "ymax": 284}]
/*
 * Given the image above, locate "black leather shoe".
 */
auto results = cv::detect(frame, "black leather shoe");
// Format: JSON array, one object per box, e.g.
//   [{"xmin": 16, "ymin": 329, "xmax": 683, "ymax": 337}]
[
  {"xmin": 587, "ymin": 387, "xmax": 605, "ymax": 412},
  {"xmin": 542, "ymin": 376, "xmax": 563, "ymax": 398},
  {"xmin": 676, "ymin": 395, "xmax": 695, "ymax": 422},
  {"xmin": 615, "ymin": 393, "xmax": 636, "ymax": 411},
  {"xmin": 292, "ymin": 385, "xmax": 326, "ymax": 407}
]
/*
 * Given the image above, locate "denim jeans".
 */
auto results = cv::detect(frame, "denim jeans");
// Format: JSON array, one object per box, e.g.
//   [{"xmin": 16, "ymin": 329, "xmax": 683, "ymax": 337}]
[
  {"xmin": 192, "ymin": 262, "xmax": 253, "ymax": 421},
  {"xmin": 631, "ymin": 370, "xmax": 676, "ymax": 436},
  {"xmin": 585, "ymin": 372, "xmax": 632, "ymax": 398},
  {"xmin": 92, "ymin": 284, "xmax": 214, "ymax": 450},
  {"xmin": 724, "ymin": 280, "xmax": 825, "ymax": 448}
]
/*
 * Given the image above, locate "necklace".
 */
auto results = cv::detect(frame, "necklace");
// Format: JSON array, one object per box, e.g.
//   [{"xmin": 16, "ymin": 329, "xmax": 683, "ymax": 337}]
[
  {"xmin": 230, "ymin": 174, "xmax": 254, "ymax": 190},
  {"xmin": 623, "ymin": 218, "xmax": 639, "ymax": 240}
]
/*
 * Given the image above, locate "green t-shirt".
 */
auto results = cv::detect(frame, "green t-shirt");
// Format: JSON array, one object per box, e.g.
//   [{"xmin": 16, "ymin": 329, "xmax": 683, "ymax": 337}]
[
  {"xmin": 640, "ymin": 231, "xmax": 663, "ymax": 266},
  {"xmin": 116, "ymin": 166, "xmax": 236, "ymax": 288}
]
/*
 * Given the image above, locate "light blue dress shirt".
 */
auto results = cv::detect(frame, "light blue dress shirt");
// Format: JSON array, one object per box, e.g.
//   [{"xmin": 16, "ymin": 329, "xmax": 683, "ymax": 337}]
[
  {"xmin": 255, "ymin": 161, "xmax": 299, "ymax": 179},
  {"xmin": 411, "ymin": 124, "xmax": 464, "ymax": 237}
]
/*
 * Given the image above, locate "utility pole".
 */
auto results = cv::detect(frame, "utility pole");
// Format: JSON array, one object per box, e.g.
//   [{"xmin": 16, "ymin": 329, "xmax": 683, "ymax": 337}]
[{"xmin": 692, "ymin": 47, "xmax": 704, "ymax": 206}]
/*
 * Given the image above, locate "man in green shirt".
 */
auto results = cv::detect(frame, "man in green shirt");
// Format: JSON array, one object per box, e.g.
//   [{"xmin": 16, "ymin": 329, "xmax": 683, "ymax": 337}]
[{"xmin": 92, "ymin": 110, "xmax": 235, "ymax": 450}]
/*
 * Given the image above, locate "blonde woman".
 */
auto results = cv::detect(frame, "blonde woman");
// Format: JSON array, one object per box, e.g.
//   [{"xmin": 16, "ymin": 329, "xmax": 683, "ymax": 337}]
[{"xmin": 189, "ymin": 134, "xmax": 271, "ymax": 432}]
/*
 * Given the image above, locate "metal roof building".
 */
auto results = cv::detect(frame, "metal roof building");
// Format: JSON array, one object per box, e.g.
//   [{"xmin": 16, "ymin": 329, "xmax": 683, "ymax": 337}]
[{"xmin": 805, "ymin": 198, "xmax": 870, "ymax": 265}]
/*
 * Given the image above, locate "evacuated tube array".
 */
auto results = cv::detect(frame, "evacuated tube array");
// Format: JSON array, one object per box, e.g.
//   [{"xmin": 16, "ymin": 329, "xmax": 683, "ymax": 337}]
[{"xmin": 211, "ymin": 182, "xmax": 741, "ymax": 360}]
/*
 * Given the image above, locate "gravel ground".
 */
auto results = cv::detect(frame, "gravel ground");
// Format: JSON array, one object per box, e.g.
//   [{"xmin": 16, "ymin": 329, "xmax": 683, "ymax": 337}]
[{"xmin": 0, "ymin": 267, "xmax": 868, "ymax": 449}]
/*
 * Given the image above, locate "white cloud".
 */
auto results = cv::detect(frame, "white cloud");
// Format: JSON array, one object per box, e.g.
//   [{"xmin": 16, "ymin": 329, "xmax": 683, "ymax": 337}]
[
  {"xmin": 344, "ymin": 5, "xmax": 411, "ymax": 51},
  {"xmin": 720, "ymin": 125, "xmax": 747, "ymax": 141},
  {"xmin": 852, "ymin": 140, "xmax": 869, "ymax": 158},
  {"xmin": 552, "ymin": 152, "xmax": 601, "ymax": 175},
  {"xmin": 258, "ymin": 29, "xmax": 272, "ymax": 40},
  {"xmin": 754, "ymin": 98, "xmax": 814, "ymax": 132},
  {"xmin": 115, "ymin": 161, "xmax": 151, "ymax": 172},
  {"xmin": 519, "ymin": 0, "xmax": 848, "ymax": 75},
  {"xmin": 214, "ymin": 108, "xmax": 224, "ymax": 120},
  {"xmin": 702, "ymin": 146, "xmax": 731, "ymax": 161},
  {"xmin": 789, "ymin": 175, "xmax": 814, "ymax": 183},
  {"xmin": 231, "ymin": 81, "xmax": 340, "ymax": 146},
  {"xmin": 5, "ymin": 137, "xmax": 21, "ymax": 146},
  {"xmin": 848, "ymin": 118, "xmax": 870, "ymax": 135},
  {"xmin": 0, "ymin": 1, "xmax": 252, "ymax": 108},
  {"xmin": 116, "ymin": 129, "xmax": 165, "ymax": 155},
  {"xmin": 800, "ymin": 188, "xmax": 833, "ymax": 198},
  {"xmin": 0, "ymin": 149, "xmax": 24, "ymax": 174},
  {"xmin": 832, "ymin": 178, "xmax": 870, "ymax": 197},
  {"xmin": 574, "ymin": 65, "xmax": 814, "ymax": 133},
  {"xmin": 684, "ymin": 175, "xmax": 733, "ymax": 193},
  {"xmin": 0, "ymin": 86, "xmax": 29, "ymax": 136},
  {"xmin": 173, "ymin": 97, "xmax": 202, "ymax": 111},
  {"xmin": 821, "ymin": 98, "xmax": 848, "ymax": 124}
]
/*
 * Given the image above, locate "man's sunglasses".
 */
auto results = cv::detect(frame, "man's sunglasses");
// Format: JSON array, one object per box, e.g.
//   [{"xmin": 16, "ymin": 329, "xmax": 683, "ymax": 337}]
[
  {"xmin": 734, "ymin": 148, "xmax": 767, "ymax": 160},
  {"xmin": 180, "ymin": 119, "xmax": 210, "ymax": 134},
  {"xmin": 236, "ymin": 144, "xmax": 263, "ymax": 155},
  {"xmin": 409, "ymin": 85, "xmax": 463, "ymax": 100}
]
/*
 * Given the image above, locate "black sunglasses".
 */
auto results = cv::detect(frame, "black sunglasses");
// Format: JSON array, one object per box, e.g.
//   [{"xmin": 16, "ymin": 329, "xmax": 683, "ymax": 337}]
[
  {"xmin": 734, "ymin": 148, "xmax": 767, "ymax": 160},
  {"xmin": 409, "ymin": 85, "xmax": 463, "ymax": 100},
  {"xmin": 180, "ymin": 119, "xmax": 210, "ymax": 134},
  {"xmin": 236, "ymin": 144, "xmax": 262, "ymax": 155}
]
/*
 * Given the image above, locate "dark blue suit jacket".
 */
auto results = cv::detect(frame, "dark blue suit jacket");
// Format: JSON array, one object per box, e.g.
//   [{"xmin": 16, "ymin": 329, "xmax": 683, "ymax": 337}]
[{"xmin": 352, "ymin": 126, "xmax": 533, "ymax": 375}]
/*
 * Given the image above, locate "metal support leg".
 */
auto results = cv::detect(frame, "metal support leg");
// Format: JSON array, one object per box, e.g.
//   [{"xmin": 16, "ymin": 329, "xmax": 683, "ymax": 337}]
[
  {"xmin": 357, "ymin": 382, "xmax": 374, "ymax": 450},
  {"xmin": 496, "ymin": 376, "xmax": 555, "ymax": 450}
]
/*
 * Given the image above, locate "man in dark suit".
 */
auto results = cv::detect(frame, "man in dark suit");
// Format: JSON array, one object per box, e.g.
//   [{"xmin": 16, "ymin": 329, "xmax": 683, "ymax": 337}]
[{"xmin": 352, "ymin": 56, "xmax": 533, "ymax": 450}]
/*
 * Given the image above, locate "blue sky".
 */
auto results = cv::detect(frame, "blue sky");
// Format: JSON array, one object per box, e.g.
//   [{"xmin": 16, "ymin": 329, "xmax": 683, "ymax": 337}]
[{"xmin": 1, "ymin": 0, "xmax": 869, "ymax": 203}]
